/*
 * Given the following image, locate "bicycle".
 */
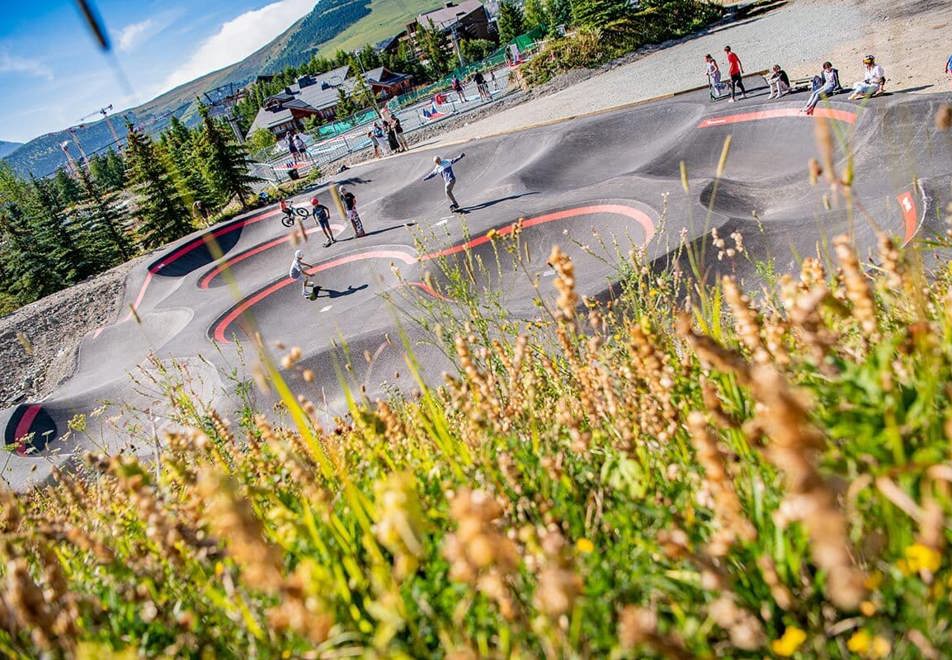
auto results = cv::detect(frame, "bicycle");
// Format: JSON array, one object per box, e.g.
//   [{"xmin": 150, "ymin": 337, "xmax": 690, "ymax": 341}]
[{"xmin": 280, "ymin": 203, "xmax": 310, "ymax": 227}]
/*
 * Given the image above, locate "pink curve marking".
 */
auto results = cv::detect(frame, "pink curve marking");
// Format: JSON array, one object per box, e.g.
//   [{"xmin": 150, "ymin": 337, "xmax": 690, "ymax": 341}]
[
  {"xmin": 212, "ymin": 203, "xmax": 657, "ymax": 343},
  {"xmin": 200, "ymin": 224, "xmax": 346, "ymax": 289},
  {"xmin": 897, "ymin": 191, "xmax": 918, "ymax": 244},
  {"xmin": 697, "ymin": 107, "xmax": 857, "ymax": 128},
  {"xmin": 120, "ymin": 208, "xmax": 281, "ymax": 321},
  {"xmin": 212, "ymin": 249, "xmax": 419, "ymax": 343},
  {"xmin": 14, "ymin": 404, "xmax": 41, "ymax": 455},
  {"xmin": 420, "ymin": 204, "xmax": 655, "ymax": 261}
]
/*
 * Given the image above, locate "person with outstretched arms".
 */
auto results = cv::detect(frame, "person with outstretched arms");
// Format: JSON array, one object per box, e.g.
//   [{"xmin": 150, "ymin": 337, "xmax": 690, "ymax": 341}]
[{"xmin": 423, "ymin": 153, "xmax": 466, "ymax": 212}]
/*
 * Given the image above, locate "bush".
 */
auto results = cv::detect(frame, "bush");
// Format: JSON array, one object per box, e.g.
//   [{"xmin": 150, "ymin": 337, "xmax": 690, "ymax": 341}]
[{"xmin": 247, "ymin": 128, "xmax": 277, "ymax": 154}]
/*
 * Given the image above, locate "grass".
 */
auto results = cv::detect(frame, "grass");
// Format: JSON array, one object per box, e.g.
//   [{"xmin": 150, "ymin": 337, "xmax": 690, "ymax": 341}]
[
  {"xmin": 316, "ymin": 0, "xmax": 440, "ymax": 57},
  {"xmin": 2, "ymin": 110, "xmax": 952, "ymax": 657}
]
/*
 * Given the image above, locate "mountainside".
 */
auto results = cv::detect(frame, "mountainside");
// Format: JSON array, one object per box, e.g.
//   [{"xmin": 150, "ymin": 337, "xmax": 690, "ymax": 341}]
[
  {"xmin": 0, "ymin": 141, "xmax": 22, "ymax": 158},
  {"xmin": 4, "ymin": 0, "xmax": 438, "ymax": 178}
]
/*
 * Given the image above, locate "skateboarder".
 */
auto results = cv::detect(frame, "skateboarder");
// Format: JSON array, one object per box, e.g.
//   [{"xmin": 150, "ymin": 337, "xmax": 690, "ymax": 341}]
[
  {"xmin": 423, "ymin": 153, "xmax": 466, "ymax": 212},
  {"xmin": 723, "ymin": 46, "xmax": 746, "ymax": 102},
  {"xmin": 339, "ymin": 187, "xmax": 365, "ymax": 237},
  {"xmin": 289, "ymin": 250, "xmax": 319, "ymax": 299},
  {"xmin": 310, "ymin": 195, "xmax": 335, "ymax": 247}
]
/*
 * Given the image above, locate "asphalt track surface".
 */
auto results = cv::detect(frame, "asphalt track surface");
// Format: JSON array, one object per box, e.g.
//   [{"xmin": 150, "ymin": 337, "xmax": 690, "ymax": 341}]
[{"xmin": 4, "ymin": 80, "xmax": 951, "ymax": 489}]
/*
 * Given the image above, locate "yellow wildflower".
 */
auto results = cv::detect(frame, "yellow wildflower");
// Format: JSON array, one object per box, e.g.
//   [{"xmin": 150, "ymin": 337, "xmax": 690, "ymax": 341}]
[
  {"xmin": 848, "ymin": 630, "xmax": 870, "ymax": 654},
  {"xmin": 486, "ymin": 228, "xmax": 498, "ymax": 240},
  {"xmin": 576, "ymin": 538, "xmax": 594, "ymax": 554},
  {"xmin": 859, "ymin": 600, "xmax": 876, "ymax": 617},
  {"xmin": 904, "ymin": 543, "xmax": 941, "ymax": 573},
  {"xmin": 771, "ymin": 626, "xmax": 806, "ymax": 657},
  {"xmin": 864, "ymin": 572, "xmax": 883, "ymax": 590}
]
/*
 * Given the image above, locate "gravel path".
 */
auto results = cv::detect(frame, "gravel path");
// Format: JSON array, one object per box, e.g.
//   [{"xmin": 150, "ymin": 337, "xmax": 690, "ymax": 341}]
[{"xmin": 433, "ymin": 0, "xmax": 947, "ymax": 147}]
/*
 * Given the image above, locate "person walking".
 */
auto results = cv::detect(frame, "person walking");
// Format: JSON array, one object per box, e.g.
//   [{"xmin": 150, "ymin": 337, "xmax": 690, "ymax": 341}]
[
  {"xmin": 339, "ymin": 186, "xmax": 365, "ymax": 237},
  {"xmin": 705, "ymin": 54, "xmax": 725, "ymax": 99},
  {"xmin": 192, "ymin": 199, "xmax": 211, "ymax": 226},
  {"xmin": 373, "ymin": 122, "xmax": 388, "ymax": 154},
  {"xmin": 473, "ymin": 70, "xmax": 489, "ymax": 100},
  {"xmin": 489, "ymin": 69, "xmax": 498, "ymax": 92},
  {"xmin": 423, "ymin": 153, "xmax": 466, "ymax": 212},
  {"xmin": 723, "ymin": 46, "xmax": 747, "ymax": 102},
  {"xmin": 289, "ymin": 250, "xmax": 319, "ymax": 299},
  {"xmin": 310, "ymin": 195, "xmax": 335, "ymax": 247},
  {"xmin": 385, "ymin": 120, "xmax": 400, "ymax": 153},
  {"xmin": 393, "ymin": 115, "xmax": 408, "ymax": 151}
]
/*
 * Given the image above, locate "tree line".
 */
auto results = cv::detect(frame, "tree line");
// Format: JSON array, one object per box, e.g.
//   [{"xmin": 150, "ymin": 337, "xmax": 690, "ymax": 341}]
[{"xmin": 0, "ymin": 104, "xmax": 257, "ymax": 315}]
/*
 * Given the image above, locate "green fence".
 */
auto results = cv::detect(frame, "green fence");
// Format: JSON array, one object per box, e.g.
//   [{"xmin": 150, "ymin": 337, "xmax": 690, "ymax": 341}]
[{"xmin": 316, "ymin": 109, "xmax": 378, "ymax": 137}]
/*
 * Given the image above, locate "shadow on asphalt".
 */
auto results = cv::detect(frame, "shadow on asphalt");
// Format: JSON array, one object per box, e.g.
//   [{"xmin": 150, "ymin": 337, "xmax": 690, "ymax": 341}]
[
  {"xmin": 339, "ymin": 222, "xmax": 417, "ymax": 242},
  {"xmin": 461, "ymin": 192, "xmax": 539, "ymax": 212},
  {"xmin": 317, "ymin": 284, "xmax": 369, "ymax": 299}
]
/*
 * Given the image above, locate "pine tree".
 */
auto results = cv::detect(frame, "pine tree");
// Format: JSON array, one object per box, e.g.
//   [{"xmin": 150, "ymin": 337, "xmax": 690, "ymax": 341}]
[
  {"xmin": 524, "ymin": 0, "xmax": 548, "ymax": 30},
  {"xmin": 28, "ymin": 174, "xmax": 95, "ymax": 282},
  {"xmin": 75, "ymin": 164, "xmax": 135, "ymax": 267},
  {"xmin": 125, "ymin": 125, "xmax": 194, "ymax": 249},
  {"xmin": 0, "ymin": 165, "xmax": 64, "ymax": 301},
  {"xmin": 105, "ymin": 149, "xmax": 127, "ymax": 190},
  {"xmin": 53, "ymin": 168, "xmax": 82, "ymax": 206},
  {"xmin": 419, "ymin": 19, "xmax": 452, "ymax": 76},
  {"xmin": 350, "ymin": 69, "xmax": 376, "ymax": 111},
  {"xmin": 335, "ymin": 87, "xmax": 356, "ymax": 120},
  {"xmin": 163, "ymin": 116, "xmax": 215, "ymax": 212},
  {"xmin": 195, "ymin": 103, "xmax": 258, "ymax": 210},
  {"xmin": 497, "ymin": 0, "xmax": 526, "ymax": 44}
]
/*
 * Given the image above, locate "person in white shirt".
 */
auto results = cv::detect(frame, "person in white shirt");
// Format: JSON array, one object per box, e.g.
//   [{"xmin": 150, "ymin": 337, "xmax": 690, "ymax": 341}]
[
  {"xmin": 423, "ymin": 154, "xmax": 466, "ymax": 211},
  {"xmin": 848, "ymin": 55, "xmax": 886, "ymax": 100},
  {"xmin": 289, "ymin": 250, "xmax": 319, "ymax": 298}
]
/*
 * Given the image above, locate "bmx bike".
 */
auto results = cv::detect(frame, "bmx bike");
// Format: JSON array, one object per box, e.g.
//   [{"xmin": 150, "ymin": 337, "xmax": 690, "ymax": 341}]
[{"xmin": 280, "ymin": 205, "xmax": 311, "ymax": 227}]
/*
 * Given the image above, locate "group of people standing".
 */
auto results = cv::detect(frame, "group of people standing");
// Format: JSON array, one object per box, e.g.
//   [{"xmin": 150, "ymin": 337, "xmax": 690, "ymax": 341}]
[
  {"xmin": 705, "ymin": 46, "xmax": 889, "ymax": 115},
  {"xmin": 367, "ymin": 115, "xmax": 408, "ymax": 158},
  {"xmin": 285, "ymin": 132, "xmax": 310, "ymax": 164}
]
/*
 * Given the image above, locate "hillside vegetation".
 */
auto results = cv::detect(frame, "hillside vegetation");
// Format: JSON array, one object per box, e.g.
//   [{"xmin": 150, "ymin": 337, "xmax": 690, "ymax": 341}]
[{"xmin": 316, "ymin": 0, "xmax": 440, "ymax": 57}]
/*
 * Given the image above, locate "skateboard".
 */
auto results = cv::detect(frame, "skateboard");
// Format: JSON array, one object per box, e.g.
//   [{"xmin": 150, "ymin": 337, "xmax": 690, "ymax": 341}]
[{"xmin": 350, "ymin": 211, "xmax": 366, "ymax": 237}]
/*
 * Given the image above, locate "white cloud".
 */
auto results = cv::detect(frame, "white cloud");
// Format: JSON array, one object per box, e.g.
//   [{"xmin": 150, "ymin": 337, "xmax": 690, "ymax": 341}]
[
  {"xmin": 118, "ymin": 19, "xmax": 156, "ymax": 52},
  {"xmin": 0, "ymin": 53, "xmax": 53, "ymax": 80},
  {"xmin": 161, "ymin": 0, "xmax": 314, "ymax": 92}
]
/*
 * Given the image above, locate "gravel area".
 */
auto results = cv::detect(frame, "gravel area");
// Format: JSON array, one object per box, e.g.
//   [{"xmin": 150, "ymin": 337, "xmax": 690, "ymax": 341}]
[
  {"xmin": 431, "ymin": 0, "xmax": 948, "ymax": 147},
  {"xmin": 0, "ymin": 257, "xmax": 144, "ymax": 408}
]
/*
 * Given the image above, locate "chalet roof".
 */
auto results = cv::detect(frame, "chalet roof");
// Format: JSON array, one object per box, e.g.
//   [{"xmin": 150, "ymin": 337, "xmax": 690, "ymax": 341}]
[
  {"xmin": 418, "ymin": 0, "xmax": 485, "ymax": 30},
  {"xmin": 363, "ymin": 66, "xmax": 412, "ymax": 87}
]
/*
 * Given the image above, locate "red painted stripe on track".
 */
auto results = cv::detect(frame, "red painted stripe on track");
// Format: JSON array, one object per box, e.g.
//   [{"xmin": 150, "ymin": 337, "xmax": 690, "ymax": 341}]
[
  {"xmin": 212, "ymin": 249, "xmax": 419, "ymax": 343},
  {"xmin": 120, "ymin": 208, "xmax": 280, "ymax": 322},
  {"xmin": 212, "ymin": 204, "xmax": 656, "ymax": 343},
  {"xmin": 897, "ymin": 191, "xmax": 918, "ymax": 244},
  {"xmin": 420, "ymin": 204, "xmax": 655, "ymax": 261},
  {"xmin": 698, "ymin": 107, "xmax": 857, "ymax": 128},
  {"xmin": 200, "ymin": 224, "xmax": 346, "ymax": 289},
  {"xmin": 14, "ymin": 404, "xmax": 41, "ymax": 454}
]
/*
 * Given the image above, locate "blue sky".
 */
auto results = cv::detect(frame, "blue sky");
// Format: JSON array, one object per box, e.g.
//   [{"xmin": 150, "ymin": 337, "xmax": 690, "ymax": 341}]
[{"xmin": 0, "ymin": 0, "xmax": 317, "ymax": 143}]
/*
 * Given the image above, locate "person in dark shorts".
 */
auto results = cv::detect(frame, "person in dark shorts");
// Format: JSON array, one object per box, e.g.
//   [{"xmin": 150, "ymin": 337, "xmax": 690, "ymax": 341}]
[
  {"xmin": 339, "ymin": 187, "xmax": 365, "ymax": 237},
  {"xmin": 723, "ymin": 46, "xmax": 747, "ymax": 102},
  {"xmin": 289, "ymin": 250, "xmax": 319, "ymax": 298},
  {"xmin": 287, "ymin": 132, "xmax": 300, "ymax": 163},
  {"xmin": 310, "ymin": 195, "xmax": 335, "ymax": 247}
]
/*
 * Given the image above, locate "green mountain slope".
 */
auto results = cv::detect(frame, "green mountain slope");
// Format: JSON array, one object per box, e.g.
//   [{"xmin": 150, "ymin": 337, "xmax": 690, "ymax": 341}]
[{"xmin": 5, "ymin": 0, "xmax": 439, "ymax": 177}]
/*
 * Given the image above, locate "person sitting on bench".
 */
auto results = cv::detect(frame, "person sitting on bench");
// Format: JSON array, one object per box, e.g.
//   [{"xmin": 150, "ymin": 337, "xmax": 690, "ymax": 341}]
[
  {"xmin": 802, "ymin": 62, "xmax": 840, "ymax": 115},
  {"xmin": 848, "ymin": 55, "xmax": 886, "ymax": 100},
  {"xmin": 767, "ymin": 64, "xmax": 791, "ymax": 99}
]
